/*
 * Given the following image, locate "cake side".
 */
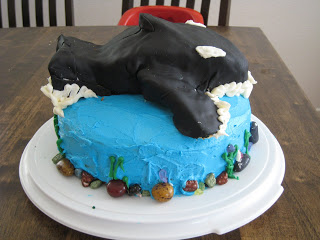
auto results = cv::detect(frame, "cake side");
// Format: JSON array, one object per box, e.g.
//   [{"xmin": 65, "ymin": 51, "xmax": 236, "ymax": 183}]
[{"xmin": 58, "ymin": 94, "xmax": 251, "ymax": 196}]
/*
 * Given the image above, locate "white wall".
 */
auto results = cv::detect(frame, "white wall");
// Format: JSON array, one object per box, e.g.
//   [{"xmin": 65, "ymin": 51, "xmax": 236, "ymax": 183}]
[
  {"xmin": 73, "ymin": 0, "xmax": 320, "ymax": 110},
  {"xmin": 229, "ymin": 0, "xmax": 320, "ymax": 111},
  {"xmin": 73, "ymin": 0, "xmax": 122, "ymax": 26}
]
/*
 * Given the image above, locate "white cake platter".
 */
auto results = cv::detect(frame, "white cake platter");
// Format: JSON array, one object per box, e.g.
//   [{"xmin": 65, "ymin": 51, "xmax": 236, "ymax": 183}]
[{"xmin": 19, "ymin": 115, "xmax": 285, "ymax": 240}]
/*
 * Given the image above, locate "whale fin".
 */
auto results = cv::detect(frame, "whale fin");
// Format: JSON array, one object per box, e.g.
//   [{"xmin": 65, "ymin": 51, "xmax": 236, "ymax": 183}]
[
  {"xmin": 56, "ymin": 35, "xmax": 66, "ymax": 51},
  {"xmin": 139, "ymin": 13, "xmax": 155, "ymax": 32},
  {"xmin": 137, "ymin": 67, "xmax": 220, "ymax": 138}
]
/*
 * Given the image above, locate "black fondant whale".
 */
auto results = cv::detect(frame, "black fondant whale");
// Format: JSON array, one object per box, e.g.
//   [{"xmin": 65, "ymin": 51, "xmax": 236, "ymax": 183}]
[{"xmin": 48, "ymin": 13, "xmax": 248, "ymax": 138}]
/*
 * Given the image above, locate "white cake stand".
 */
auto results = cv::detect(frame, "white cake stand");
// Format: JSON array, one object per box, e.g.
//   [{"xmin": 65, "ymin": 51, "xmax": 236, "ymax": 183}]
[{"xmin": 19, "ymin": 115, "xmax": 285, "ymax": 240}]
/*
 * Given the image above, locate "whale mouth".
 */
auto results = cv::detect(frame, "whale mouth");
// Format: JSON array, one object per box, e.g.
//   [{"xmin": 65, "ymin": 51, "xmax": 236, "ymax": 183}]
[
  {"xmin": 51, "ymin": 74, "xmax": 78, "ymax": 91},
  {"xmin": 50, "ymin": 74, "xmax": 111, "ymax": 96},
  {"xmin": 205, "ymin": 71, "xmax": 257, "ymax": 138}
]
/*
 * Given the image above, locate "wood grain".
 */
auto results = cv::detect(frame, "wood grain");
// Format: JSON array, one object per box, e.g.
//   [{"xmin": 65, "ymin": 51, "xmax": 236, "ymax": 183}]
[{"xmin": 0, "ymin": 26, "xmax": 319, "ymax": 240}]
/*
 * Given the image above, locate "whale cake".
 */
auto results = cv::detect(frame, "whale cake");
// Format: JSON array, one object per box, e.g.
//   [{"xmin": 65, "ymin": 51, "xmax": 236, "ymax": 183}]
[{"xmin": 41, "ymin": 14, "xmax": 259, "ymax": 202}]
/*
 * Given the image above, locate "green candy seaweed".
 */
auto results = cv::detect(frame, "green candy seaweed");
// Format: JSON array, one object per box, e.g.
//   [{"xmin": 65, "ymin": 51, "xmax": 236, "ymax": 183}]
[
  {"xmin": 244, "ymin": 129, "xmax": 252, "ymax": 154},
  {"xmin": 222, "ymin": 144, "xmax": 239, "ymax": 180},
  {"xmin": 109, "ymin": 156, "xmax": 116, "ymax": 178},
  {"xmin": 108, "ymin": 156, "xmax": 129, "ymax": 185},
  {"xmin": 53, "ymin": 114, "xmax": 64, "ymax": 155},
  {"xmin": 113, "ymin": 157, "xmax": 124, "ymax": 180},
  {"xmin": 122, "ymin": 176, "xmax": 129, "ymax": 188},
  {"xmin": 53, "ymin": 114, "xmax": 60, "ymax": 138}
]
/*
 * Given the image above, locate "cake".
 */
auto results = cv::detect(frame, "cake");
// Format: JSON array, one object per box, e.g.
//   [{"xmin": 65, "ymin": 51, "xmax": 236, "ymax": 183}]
[{"xmin": 41, "ymin": 14, "xmax": 258, "ymax": 202}]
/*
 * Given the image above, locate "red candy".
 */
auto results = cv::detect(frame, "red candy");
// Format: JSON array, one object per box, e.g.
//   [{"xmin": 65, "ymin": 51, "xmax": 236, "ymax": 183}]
[
  {"xmin": 216, "ymin": 171, "xmax": 228, "ymax": 185},
  {"xmin": 183, "ymin": 180, "xmax": 198, "ymax": 192},
  {"xmin": 106, "ymin": 180, "xmax": 127, "ymax": 198},
  {"xmin": 81, "ymin": 171, "xmax": 94, "ymax": 187}
]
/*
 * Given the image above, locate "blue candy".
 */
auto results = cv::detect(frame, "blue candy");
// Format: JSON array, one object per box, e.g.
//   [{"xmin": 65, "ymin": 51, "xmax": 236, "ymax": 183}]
[
  {"xmin": 227, "ymin": 144, "xmax": 235, "ymax": 153},
  {"xmin": 74, "ymin": 168, "xmax": 83, "ymax": 178}
]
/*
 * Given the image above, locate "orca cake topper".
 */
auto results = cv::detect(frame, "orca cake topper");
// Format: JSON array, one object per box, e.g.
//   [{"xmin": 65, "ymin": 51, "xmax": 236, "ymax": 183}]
[{"xmin": 45, "ymin": 13, "xmax": 256, "ymax": 139}]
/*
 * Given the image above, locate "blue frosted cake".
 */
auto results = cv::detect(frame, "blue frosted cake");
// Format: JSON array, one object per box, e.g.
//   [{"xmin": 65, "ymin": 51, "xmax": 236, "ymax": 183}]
[
  {"xmin": 41, "ymin": 14, "xmax": 258, "ymax": 202},
  {"xmin": 57, "ymin": 94, "xmax": 251, "ymax": 196}
]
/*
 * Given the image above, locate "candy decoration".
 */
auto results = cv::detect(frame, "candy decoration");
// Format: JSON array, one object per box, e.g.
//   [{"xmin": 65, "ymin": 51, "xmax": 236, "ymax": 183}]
[
  {"xmin": 52, "ymin": 153, "xmax": 64, "ymax": 164},
  {"xmin": 194, "ymin": 188, "xmax": 204, "ymax": 195},
  {"xmin": 113, "ymin": 157, "xmax": 124, "ymax": 179},
  {"xmin": 56, "ymin": 158, "xmax": 74, "ymax": 176},
  {"xmin": 56, "ymin": 139, "xmax": 64, "ymax": 155},
  {"xmin": 227, "ymin": 144, "xmax": 235, "ymax": 153},
  {"xmin": 90, "ymin": 180, "xmax": 103, "ymax": 189},
  {"xmin": 159, "ymin": 169, "xmax": 168, "ymax": 183},
  {"xmin": 152, "ymin": 183, "xmax": 174, "ymax": 202},
  {"xmin": 194, "ymin": 182, "xmax": 204, "ymax": 195},
  {"xmin": 234, "ymin": 153, "xmax": 251, "ymax": 172},
  {"xmin": 128, "ymin": 184, "xmax": 142, "ymax": 196},
  {"xmin": 217, "ymin": 171, "xmax": 228, "ymax": 185},
  {"xmin": 53, "ymin": 114, "xmax": 64, "ymax": 154},
  {"xmin": 108, "ymin": 156, "xmax": 116, "ymax": 178},
  {"xmin": 106, "ymin": 180, "xmax": 127, "ymax": 198},
  {"xmin": 205, "ymin": 173, "xmax": 216, "ymax": 188},
  {"xmin": 198, "ymin": 182, "xmax": 205, "ymax": 191},
  {"xmin": 81, "ymin": 171, "xmax": 94, "ymax": 187},
  {"xmin": 53, "ymin": 114, "xmax": 60, "ymax": 138},
  {"xmin": 142, "ymin": 190, "xmax": 151, "ymax": 197},
  {"xmin": 109, "ymin": 156, "xmax": 125, "ymax": 180},
  {"xmin": 236, "ymin": 150, "xmax": 242, "ymax": 162},
  {"xmin": 222, "ymin": 146, "xmax": 239, "ymax": 180},
  {"xmin": 244, "ymin": 129, "xmax": 251, "ymax": 154},
  {"xmin": 122, "ymin": 176, "xmax": 129, "ymax": 188},
  {"xmin": 183, "ymin": 180, "xmax": 198, "ymax": 192},
  {"xmin": 74, "ymin": 168, "xmax": 83, "ymax": 178},
  {"xmin": 249, "ymin": 121, "xmax": 259, "ymax": 144}
]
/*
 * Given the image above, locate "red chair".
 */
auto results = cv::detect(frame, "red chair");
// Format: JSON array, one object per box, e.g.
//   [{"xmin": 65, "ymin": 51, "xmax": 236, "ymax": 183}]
[{"xmin": 118, "ymin": 5, "xmax": 204, "ymax": 26}]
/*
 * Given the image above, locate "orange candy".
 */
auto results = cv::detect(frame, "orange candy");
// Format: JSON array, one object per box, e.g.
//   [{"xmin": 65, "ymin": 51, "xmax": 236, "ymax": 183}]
[{"xmin": 152, "ymin": 183, "xmax": 174, "ymax": 202}]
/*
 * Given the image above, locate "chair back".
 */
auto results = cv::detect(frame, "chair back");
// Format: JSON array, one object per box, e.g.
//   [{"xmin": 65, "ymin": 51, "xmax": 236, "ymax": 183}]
[
  {"xmin": 0, "ymin": 0, "xmax": 73, "ymax": 28},
  {"xmin": 118, "ymin": 5, "xmax": 204, "ymax": 25},
  {"xmin": 121, "ymin": 0, "xmax": 231, "ymax": 26}
]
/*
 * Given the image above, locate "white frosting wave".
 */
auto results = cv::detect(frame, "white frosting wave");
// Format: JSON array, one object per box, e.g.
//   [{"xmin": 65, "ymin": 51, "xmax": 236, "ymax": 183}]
[
  {"xmin": 205, "ymin": 92, "xmax": 230, "ymax": 138},
  {"xmin": 206, "ymin": 71, "xmax": 257, "ymax": 138},
  {"xmin": 41, "ymin": 71, "xmax": 256, "ymax": 139},
  {"xmin": 40, "ymin": 77, "xmax": 97, "ymax": 117},
  {"xmin": 196, "ymin": 46, "xmax": 226, "ymax": 59},
  {"xmin": 185, "ymin": 20, "xmax": 206, "ymax": 28},
  {"xmin": 210, "ymin": 71, "xmax": 257, "ymax": 98}
]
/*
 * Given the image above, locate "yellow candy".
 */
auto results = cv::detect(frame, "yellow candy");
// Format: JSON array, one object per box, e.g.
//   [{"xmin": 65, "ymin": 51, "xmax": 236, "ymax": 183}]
[
  {"xmin": 194, "ymin": 188, "xmax": 204, "ymax": 195},
  {"xmin": 152, "ymin": 183, "xmax": 174, "ymax": 202}
]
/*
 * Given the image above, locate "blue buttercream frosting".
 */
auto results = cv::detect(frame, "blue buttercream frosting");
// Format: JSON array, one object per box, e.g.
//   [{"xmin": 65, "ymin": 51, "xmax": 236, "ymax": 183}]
[{"xmin": 58, "ymin": 94, "xmax": 251, "ymax": 195}]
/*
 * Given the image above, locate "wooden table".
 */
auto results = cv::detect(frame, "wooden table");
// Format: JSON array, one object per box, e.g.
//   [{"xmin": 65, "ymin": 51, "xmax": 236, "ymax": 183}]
[{"xmin": 0, "ymin": 26, "xmax": 319, "ymax": 240}]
